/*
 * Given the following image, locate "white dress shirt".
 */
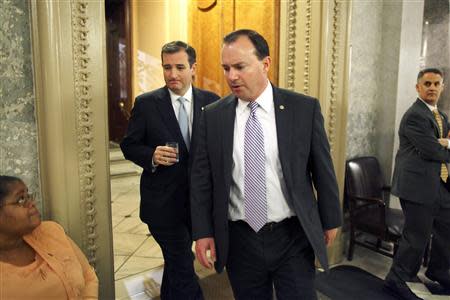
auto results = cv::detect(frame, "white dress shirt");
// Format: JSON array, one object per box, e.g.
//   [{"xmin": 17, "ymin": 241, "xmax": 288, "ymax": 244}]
[
  {"xmin": 152, "ymin": 86, "xmax": 194, "ymax": 170},
  {"xmin": 229, "ymin": 81, "xmax": 295, "ymax": 222},
  {"xmin": 168, "ymin": 85, "xmax": 193, "ymax": 137}
]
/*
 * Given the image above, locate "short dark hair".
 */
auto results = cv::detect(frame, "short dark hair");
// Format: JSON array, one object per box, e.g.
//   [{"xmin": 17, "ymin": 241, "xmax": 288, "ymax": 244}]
[
  {"xmin": 0, "ymin": 175, "xmax": 22, "ymax": 205},
  {"xmin": 161, "ymin": 41, "xmax": 196, "ymax": 67},
  {"xmin": 417, "ymin": 68, "xmax": 444, "ymax": 82},
  {"xmin": 223, "ymin": 29, "xmax": 270, "ymax": 60}
]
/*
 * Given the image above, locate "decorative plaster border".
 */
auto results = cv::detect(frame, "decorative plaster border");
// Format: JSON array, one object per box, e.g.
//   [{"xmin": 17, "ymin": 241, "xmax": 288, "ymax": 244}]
[
  {"xmin": 303, "ymin": 0, "xmax": 312, "ymax": 94},
  {"xmin": 71, "ymin": 0, "xmax": 98, "ymax": 267},
  {"xmin": 327, "ymin": 0, "xmax": 341, "ymax": 153},
  {"xmin": 286, "ymin": 0, "xmax": 298, "ymax": 90}
]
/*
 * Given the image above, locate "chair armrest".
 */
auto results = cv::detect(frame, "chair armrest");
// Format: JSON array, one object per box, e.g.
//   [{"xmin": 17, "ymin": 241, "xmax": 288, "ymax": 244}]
[{"xmin": 348, "ymin": 195, "xmax": 387, "ymax": 230}]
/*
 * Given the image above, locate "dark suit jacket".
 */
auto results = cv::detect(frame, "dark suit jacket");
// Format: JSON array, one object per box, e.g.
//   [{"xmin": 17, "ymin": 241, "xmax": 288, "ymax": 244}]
[
  {"xmin": 120, "ymin": 86, "xmax": 219, "ymax": 229},
  {"xmin": 392, "ymin": 99, "xmax": 450, "ymax": 206},
  {"xmin": 190, "ymin": 85, "xmax": 342, "ymax": 272}
]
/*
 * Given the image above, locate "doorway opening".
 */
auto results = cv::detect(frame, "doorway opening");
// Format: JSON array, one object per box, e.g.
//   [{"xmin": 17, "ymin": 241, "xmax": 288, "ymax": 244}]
[{"xmin": 105, "ymin": 0, "xmax": 280, "ymax": 297}]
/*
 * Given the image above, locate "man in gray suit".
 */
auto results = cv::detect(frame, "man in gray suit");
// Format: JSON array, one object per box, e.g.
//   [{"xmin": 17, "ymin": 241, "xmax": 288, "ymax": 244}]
[
  {"xmin": 190, "ymin": 29, "xmax": 342, "ymax": 299},
  {"xmin": 385, "ymin": 68, "xmax": 450, "ymax": 300}
]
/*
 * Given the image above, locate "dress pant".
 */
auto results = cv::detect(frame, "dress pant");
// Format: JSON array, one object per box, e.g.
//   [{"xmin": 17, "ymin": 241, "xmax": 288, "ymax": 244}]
[
  {"xmin": 148, "ymin": 224, "xmax": 203, "ymax": 300},
  {"xmin": 226, "ymin": 217, "xmax": 317, "ymax": 300},
  {"xmin": 387, "ymin": 182, "xmax": 450, "ymax": 283}
]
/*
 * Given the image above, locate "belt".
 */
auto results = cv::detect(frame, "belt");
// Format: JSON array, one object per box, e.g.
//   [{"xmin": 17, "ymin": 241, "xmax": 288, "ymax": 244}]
[{"xmin": 230, "ymin": 217, "xmax": 296, "ymax": 232}]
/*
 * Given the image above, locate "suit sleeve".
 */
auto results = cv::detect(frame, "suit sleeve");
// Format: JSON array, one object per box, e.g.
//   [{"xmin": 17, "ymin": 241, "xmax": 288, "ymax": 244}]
[
  {"xmin": 190, "ymin": 111, "xmax": 214, "ymax": 240},
  {"xmin": 404, "ymin": 111, "xmax": 450, "ymax": 162},
  {"xmin": 309, "ymin": 101, "xmax": 342, "ymax": 230},
  {"xmin": 120, "ymin": 98, "xmax": 155, "ymax": 172}
]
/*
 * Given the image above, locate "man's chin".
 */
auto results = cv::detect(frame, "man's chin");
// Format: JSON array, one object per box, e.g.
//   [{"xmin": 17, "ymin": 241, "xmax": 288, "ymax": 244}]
[
  {"xmin": 423, "ymin": 97, "xmax": 438, "ymax": 105},
  {"xmin": 167, "ymin": 83, "xmax": 180, "ymax": 89}
]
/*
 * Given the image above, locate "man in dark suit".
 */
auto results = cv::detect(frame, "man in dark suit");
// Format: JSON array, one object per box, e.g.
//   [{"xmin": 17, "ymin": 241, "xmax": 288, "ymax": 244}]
[
  {"xmin": 190, "ymin": 29, "xmax": 342, "ymax": 299},
  {"xmin": 120, "ymin": 41, "xmax": 219, "ymax": 300},
  {"xmin": 385, "ymin": 68, "xmax": 450, "ymax": 300}
]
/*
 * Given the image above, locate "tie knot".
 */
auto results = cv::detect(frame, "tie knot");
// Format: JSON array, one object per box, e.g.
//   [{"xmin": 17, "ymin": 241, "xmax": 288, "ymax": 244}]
[
  {"xmin": 248, "ymin": 101, "xmax": 259, "ymax": 114},
  {"xmin": 433, "ymin": 109, "xmax": 439, "ymax": 116},
  {"xmin": 178, "ymin": 97, "xmax": 187, "ymax": 104}
]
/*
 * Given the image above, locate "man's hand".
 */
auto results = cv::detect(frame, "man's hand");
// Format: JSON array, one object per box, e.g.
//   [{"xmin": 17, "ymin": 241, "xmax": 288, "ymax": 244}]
[
  {"xmin": 438, "ymin": 138, "xmax": 449, "ymax": 148},
  {"xmin": 324, "ymin": 228, "xmax": 338, "ymax": 246},
  {"xmin": 195, "ymin": 238, "xmax": 216, "ymax": 269},
  {"xmin": 152, "ymin": 146, "xmax": 178, "ymax": 166}
]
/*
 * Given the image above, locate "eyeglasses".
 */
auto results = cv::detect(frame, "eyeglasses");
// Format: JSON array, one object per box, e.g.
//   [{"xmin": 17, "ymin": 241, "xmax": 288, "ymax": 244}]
[{"xmin": 1, "ymin": 193, "xmax": 36, "ymax": 208}]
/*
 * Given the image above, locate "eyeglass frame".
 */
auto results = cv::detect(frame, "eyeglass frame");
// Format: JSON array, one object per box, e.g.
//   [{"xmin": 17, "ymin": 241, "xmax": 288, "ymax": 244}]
[{"xmin": 0, "ymin": 192, "xmax": 36, "ymax": 208}]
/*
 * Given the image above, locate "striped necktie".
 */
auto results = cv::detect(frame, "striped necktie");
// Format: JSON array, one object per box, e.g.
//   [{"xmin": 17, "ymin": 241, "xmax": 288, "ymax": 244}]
[
  {"xmin": 244, "ymin": 101, "xmax": 267, "ymax": 232},
  {"xmin": 177, "ymin": 97, "xmax": 190, "ymax": 150},
  {"xmin": 433, "ymin": 109, "xmax": 448, "ymax": 182}
]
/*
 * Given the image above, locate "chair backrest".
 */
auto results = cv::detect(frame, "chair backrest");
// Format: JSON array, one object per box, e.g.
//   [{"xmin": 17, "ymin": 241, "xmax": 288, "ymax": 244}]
[{"xmin": 345, "ymin": 156, "xmax": 385, "ymax": 199}]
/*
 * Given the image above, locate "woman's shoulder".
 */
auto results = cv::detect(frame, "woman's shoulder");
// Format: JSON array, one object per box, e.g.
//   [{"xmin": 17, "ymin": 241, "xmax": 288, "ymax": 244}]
[{"xmin": 31, "ymin": 221, "xmax": 68, "ymax": 244}]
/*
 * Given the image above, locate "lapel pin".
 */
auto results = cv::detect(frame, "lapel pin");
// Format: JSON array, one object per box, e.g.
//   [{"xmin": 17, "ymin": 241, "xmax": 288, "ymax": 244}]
[
  {"xmin": 201, "ymin": 106, "xmax": 205, "ymax": 111},
  {"xmin": 279, "ymin": 105, "xmax": 285, "ymax": 110}
]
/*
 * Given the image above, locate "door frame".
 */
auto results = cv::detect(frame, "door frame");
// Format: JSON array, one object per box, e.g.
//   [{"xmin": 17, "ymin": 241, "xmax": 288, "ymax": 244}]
[{"xmin": 31, "ymin": 1, "xmax": 114, "ymax": 298}]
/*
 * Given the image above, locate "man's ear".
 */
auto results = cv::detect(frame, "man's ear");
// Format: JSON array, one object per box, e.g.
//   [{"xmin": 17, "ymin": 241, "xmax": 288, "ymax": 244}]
[
  {"xmin": 191, "ymin": 62, "xmax": 197, "ymax": 74},
  {"xmin": 262, "ymin": 56, "xmax": 271, "ymax": 73}
]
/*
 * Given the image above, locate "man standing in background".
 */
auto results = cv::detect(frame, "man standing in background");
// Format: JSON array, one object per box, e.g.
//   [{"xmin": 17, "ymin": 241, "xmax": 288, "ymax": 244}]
[
  {"xmin": 385, "ymin": 68, "xmax": 450, "ymax": 300},
  {"xmin": 121, "ymin": 41, "xmax": 219, "ymax": 300}
]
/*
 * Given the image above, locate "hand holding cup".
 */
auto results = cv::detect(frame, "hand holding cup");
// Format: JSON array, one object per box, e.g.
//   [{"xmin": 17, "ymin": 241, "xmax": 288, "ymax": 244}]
[{"xmin": 152, "ymin": 142, "xmax": 178, "ymax": 166}]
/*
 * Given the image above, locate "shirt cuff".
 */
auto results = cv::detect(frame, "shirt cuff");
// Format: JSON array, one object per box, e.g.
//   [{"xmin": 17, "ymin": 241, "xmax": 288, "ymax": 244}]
[
  {"xmin": 151, "ymin": 158, "xmax": 158, "ymax": 172},
  {"xmin": 447, "ymin": 139, "xmax": 450, "ymax": 149}
]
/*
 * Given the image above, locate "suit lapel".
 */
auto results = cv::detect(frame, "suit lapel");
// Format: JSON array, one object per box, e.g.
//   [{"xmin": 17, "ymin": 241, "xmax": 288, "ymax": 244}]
[
  {"xmin": 221, "ymin": 96, "xmax": 237, "ymax": 189},
  {"xmin": 273, "ymin": 87, "xmax": 293, "ymax": 187},
  {"xmin": 191, "ymin": 87, "xmax": 205, "ymax": 149},
  {"xmin": 415, "ymin": 99, "xmax": 440, "ymax": 137},
  {"xmin": 442, "ymin": 112, "xmax": 449, "ymax": 136},
  {"xmin": 155, "ymin": 88, "xmax": 187, "ymax": 151}
]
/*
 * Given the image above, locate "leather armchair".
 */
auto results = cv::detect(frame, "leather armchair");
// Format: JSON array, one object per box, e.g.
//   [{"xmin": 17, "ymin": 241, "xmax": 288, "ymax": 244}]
[{"xmin": 344, "ymin": 156, "xmax": 404, "ymax": 260}]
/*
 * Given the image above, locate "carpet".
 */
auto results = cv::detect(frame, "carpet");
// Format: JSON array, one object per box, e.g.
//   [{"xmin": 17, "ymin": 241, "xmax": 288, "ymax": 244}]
[
  {"xmin": 198, "ymin": 272, "xmax": 330, "ymax": 299},
  {"xmin": 153, "ymin": 270, "xmax": 329, "ymax": 299},
  {"xmin": 315, "ymin": 265, "xmax": 398, "ymax": 300},
  {"xmin": 198, "ymin": 271, "xmax": 234, "ymax": 299}
]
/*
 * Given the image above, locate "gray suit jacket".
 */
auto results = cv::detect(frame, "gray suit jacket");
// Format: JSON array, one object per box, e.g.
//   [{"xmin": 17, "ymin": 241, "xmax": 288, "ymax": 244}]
[
  {"xmin": 392, "ymin": 99, "xmax": 450, "ymax": 206},
  {"xmin": 190, "ymin": 85, "xmax": 342, "ymax": 272}
]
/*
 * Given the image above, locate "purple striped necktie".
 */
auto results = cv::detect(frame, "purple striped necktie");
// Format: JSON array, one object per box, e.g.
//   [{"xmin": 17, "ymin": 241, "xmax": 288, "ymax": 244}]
[{"xmin": 244, "ymin": 101, "xmax": 267, "ymax": 232}]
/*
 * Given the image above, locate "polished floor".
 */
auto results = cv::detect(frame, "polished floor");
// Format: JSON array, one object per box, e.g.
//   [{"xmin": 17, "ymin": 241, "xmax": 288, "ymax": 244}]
[{"xmin": 111, "ymin": 175, "xmax": 448, "ymax": 299}]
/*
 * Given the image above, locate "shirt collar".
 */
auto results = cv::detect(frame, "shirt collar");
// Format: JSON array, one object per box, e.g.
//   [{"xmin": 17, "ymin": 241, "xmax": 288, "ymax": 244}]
[
  {"xmin": 418, "ymin": 97, "xmax": 437, "ymax": 111},
  {"xmin": 169, "ymin": 85, "xmax": 193, "ymax": 104},
  {"xmin": 236, "ymin": 80, "xmax": 273, "ymax": 115}
]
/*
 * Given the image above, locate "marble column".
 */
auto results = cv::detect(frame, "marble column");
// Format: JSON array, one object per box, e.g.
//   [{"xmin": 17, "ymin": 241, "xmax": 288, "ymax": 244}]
[{"xmin": 0, "ymin": 0, "xmax": 41, "ymax": 208}]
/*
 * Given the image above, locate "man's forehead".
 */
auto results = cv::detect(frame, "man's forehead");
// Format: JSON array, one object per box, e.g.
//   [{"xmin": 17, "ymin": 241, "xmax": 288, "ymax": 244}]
[
  {"xmin": 421, "ymin": 73, "xmax": 443, "ymax": 81},
  {"xmin": 162, "ymin": 62, "xmax": 187, "ymax": 66},
  {"xmin": 162, "ymin": 51, "xmax": 189, "ymax": 62}
]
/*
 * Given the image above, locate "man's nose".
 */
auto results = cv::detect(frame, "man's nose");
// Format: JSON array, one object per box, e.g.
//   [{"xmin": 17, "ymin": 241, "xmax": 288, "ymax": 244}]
[
  {"xmin": 228, "ymin": 69, "xmax": 239, "ymax": 81},
  {"xmin": 168, "ymin": 68, "xmax": 178, "ymax": 78}
]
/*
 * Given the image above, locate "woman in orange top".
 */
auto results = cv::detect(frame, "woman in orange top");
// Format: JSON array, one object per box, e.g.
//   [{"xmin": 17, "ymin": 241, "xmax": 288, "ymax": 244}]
[{"xmin": 0, "ymin": 175, "xmax": 98, "ymax": 299}]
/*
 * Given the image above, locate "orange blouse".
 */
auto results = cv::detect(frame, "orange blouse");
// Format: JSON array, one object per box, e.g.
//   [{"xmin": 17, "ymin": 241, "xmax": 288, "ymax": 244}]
[{"xmin": 0, "ymin": 221, "xmax": 98, "ymax": 299}]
